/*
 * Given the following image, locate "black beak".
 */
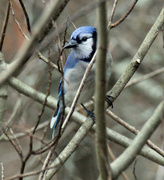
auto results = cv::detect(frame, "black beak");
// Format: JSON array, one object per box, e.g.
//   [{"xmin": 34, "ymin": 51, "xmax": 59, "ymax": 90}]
[{"xmin": 63, "ymin": 41, "xmax": 78, "ymax": 49}]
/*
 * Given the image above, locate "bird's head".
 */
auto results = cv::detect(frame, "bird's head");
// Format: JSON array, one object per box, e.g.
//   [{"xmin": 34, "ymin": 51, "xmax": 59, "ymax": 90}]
[{"xmin": 64, "ymin": 26, "xmax": 97, "ymax": 61}]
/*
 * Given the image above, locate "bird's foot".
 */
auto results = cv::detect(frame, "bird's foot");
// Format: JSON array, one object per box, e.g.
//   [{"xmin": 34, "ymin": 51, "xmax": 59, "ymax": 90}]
[
  {"xmin": 106, "ymin": 95, "xmax": 114, "ymax": 108},
  {"xmin": 81, "ymin": 103, "xmax": 95, "ymax": 121}
]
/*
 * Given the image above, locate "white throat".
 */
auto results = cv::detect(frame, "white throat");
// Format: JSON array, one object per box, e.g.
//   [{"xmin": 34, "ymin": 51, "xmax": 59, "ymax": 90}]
[{"xmin": 73, "ymin": 38, "xmax": 93, "ymax": 59}]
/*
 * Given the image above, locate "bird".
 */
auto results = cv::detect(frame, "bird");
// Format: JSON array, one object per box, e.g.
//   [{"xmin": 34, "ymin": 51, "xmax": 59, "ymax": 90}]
[{"xmin": 50, "ymin": 26, "xmax": 113, "ymax": 138}]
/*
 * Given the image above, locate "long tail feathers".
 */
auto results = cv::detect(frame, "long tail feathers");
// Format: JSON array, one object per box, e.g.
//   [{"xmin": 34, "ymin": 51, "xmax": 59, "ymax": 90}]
[{"xmin": 50, "ymin": 106, "xmax": 62, "ymax": 139}]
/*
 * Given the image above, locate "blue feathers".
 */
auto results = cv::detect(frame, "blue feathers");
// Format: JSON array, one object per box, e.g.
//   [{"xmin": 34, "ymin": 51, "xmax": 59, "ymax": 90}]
[
  {"xmin": 70, "ymin": 26, "xmax": 96, "ymax": 41},
  {"xmin": 50, "ymin": 26, "xmax": 98, "ymax": 138},
  {"xmin": 51, "ymin": 106, "xmax": 63, "ymax": 138},
  {"xmin": 64, "ymin": 52, "xmax": 79, "ymax": 72},
  {"xmin": 50, "ymin": 26, "xmax": 113, "ymax": 138}
]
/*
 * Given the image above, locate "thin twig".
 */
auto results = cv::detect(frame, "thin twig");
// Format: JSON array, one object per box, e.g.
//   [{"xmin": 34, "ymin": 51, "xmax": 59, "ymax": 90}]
[
  {"xmin": 18, "ymin": 0, "xmax": 31, "ymax": 33},
  {"xmin": 37, "ymin": 51, "xmax": 59, "ymax": 72},
  {"xmin": 45, "ymin": 103, "xmax": 164, "ymax": 179},
  {"xmin": 38, "ymin": 0, "xmax": 107, "ymax": 52},
  {"xmin": 34, "ymin": 49, "xmax": 52, "ymax": 134},
  {"xmin": 133, "ymin": 158, "xmax": 138, "ymax": 180},
  {"xmin": 3, "ymin": 129, "xmax": 23, "ymax": 160},
  {"xmin": 18, "ymin": 67, "xmax": 52, "ymax": 180},
  {"xmin": 111, "ymin": 101, "xmax": 164, "ymax": 179},
  {"xmin": 38, "ymin": 147, "xmax": 55, "ymax": 180},
  {"xmin": 55, "ymin": 22, "xmax": 65, "ymax": 71},
  {"xmin": 107, "ymin": 7, "xmax": 164, "ymax": 104},
  {"xmin": 0, "ymin": 0, "xmax": 70, "ymax": 86},
  {"xmin": 5, "ymin": 161, "xmax": 64, "ymax": 180},
  {"xmin": 9, "ymin": 0, "xmax": 30, "ymax": 41},
  {"xmin": 0, "ymin": 1, "xmax": 10, "ymax": 51},
  {"xmin": 1, "ymin": 98, "xmax": 22, "ymax": 135},
  {"xmin": 0, "ymin": 121, "xmax": 49, "ymax": 142},
  {"xmin": 61, "ymin": 51, "xmax": 97, "ymax": 133},
  {"xmin": 108, "ymin": 0, "xmax": 118, "ymax": 28},
  {"xmin": 0, "ymin": 163, "xmax": 4, "ymax": 180},
  {"xmin": 106, "ymin": 109, "xmax": 164, "ymax": 157},
  {"xmin": 9, "ymin": 128, "xmax": 23, "ymax": 157},
  {"xmin": 110, "ymin": 0, "xmax": 138, "ymax": 29},
  {"xmin": 126, "ymin": 67, "xmax": 164, "ymax": 88}
]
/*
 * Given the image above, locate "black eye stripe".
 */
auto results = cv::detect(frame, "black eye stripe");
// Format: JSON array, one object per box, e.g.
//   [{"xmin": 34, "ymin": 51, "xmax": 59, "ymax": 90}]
[
  {"xmin": 71, "ymin": 36, "xmax": 92, "ymax": 44},
  {"xmin": 82, "ymin": 37, "xmax": 87, "ymax": 41}
]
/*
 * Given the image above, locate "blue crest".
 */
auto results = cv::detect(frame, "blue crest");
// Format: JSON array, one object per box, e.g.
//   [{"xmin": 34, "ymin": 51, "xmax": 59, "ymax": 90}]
[{"xmin": 71, "ymin": 26, "xmax": 97, "ymax": 40}]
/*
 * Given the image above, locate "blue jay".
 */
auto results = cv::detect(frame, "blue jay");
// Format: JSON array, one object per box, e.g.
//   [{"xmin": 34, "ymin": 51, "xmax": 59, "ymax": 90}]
[{"xmin": 50, "ymin": 26, "xmax": 113, "ymax": 138}]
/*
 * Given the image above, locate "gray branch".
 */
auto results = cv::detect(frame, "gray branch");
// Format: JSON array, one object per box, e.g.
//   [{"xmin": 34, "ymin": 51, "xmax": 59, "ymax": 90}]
[
  {"xmin": 0, "ymin": 0, "xmax": 69, "ymax": 86},
  {"xmin": 95, "ymin": 1, "xmax": 109, "ymax": 179},
  {"xmin": 108, "ymin": 7, "xmax": 164, "ymax": 102},
  {"xmin": 0, "ymin": 52, "xmax": 7, "ymax": 135},
  {"xmin": 111, "ymin": 101, "xmax": 164, "ymax": 179}
]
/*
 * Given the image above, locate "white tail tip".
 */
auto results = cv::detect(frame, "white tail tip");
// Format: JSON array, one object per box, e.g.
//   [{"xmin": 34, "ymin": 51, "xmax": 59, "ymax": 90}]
[{"xmin": 50, "ymin": 116, "xmax": 57, "ymax": 129}]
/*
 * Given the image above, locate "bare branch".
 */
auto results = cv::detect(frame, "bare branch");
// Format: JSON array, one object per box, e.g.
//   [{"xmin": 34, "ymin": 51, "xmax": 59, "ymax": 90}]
[
  {"xmin": 9, "ymin": 0, "xmax": 30, "ymax": 41},
  {"xmin": 107, "ymin": 145, "xmax": 130, "ymax": 180},
  {"xmin": 45, "ymin": 109, "xmax": 164, "ymax": 180},
  {"xmin": 3, "ymin": 129, "xmax": 23, "ymax": 160},
  {"xmin": 8, "ymin": 76, "xmax": 57, "ymax": 109},
  {"xmin": 0, "ymin": 1, "xmax": 10, "ymax": 51},
  {"xmin": 0, "ymin": 0, "xmax": 70, "ymax": 86},
  {"xmin": 34, "ymin": 51, "xmax": 52, "ymax": 134},
  {"xmin": 96, "ymin": 1, "xmax": 109, "ymax": 179},
  {"xmin": 18, "ymin": 0, "xmax": 31, "ymax": 33},
  {"xmin": 0, "ymin": 121, "xmax": 49, "ymax": 142},
  {"xmin": 6, "ymin": 74, "xmax": 164, "ymax": 161},
  {"xmin": 0, "ymin": 163, "xmax": 4, "ymax": 180},
  {"xmin": 110, "ymin": 0, "xmax": 138, "ymax": 29},
  {"xmin": 5, "ymin": 75, "xmax": 164, "ymax": 165},
  {"xmin": 107, "ymin": 7, "xmax": 164, "ymax": 104},
  {"xmin": 38, "ymin": 148, "xmax": 54, "ymax": 180},
  {"xmin": 126, "ymin": 67, "xmax": 164, "ymax": 88},
  {"xmin": 0, "ymin": 53, "xmax": 7, "ymax": 135},
  {"xmin": 111, "ymin": 101, "xmax": 164, "ymax": 179},
  {"xmin": 38, "ymin": 51, "xmax": 59, "ymax": 72},
  {"xmin": 45, "ymin": 118, "xmax": 94, "ymax": 179},
  {"xmin": 106, "ymin": 109, "xmax": 164, "ymax": 157},
  {"xmin": 108, "ymin": 0, "xmax": 118, "ymax": 28}
]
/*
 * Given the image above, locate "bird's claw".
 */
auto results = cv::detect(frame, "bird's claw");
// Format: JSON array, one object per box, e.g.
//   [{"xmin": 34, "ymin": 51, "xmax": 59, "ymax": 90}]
[
  {"xmin": 106, "ymin": 95, "xmax": 114, "ymax": 108},
  {"xmin": 81, "ymin": 103, "xmax": 95, "ymax": 121}
]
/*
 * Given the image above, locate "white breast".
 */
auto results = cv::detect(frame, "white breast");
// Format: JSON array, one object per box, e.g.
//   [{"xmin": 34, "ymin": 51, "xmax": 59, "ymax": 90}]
[
  {"xmin": 64, "ymin": 61, "xmax": 95, "ymax": 106},
  {"xmin": 64, "ymin": 50, "xmax": 113, "ymax": 106}
]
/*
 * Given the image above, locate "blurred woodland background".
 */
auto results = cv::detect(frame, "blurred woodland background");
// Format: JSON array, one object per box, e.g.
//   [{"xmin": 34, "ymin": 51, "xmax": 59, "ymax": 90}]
[{"xmin": 0, "ymin": 0, "xmax": 164, "ymax": 180}]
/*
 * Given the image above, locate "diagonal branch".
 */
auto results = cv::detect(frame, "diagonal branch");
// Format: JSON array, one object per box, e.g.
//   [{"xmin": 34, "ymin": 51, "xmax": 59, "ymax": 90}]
[
  {"xmin": 107, "ymin": 7, "xmax": 164, "ymax": 105},
  {"xmin": 106, "ymin": 109, "xmax": 164, "ymax": 157},
  {"xmin": 110, "ymin": 0, "xmax": 138, "ymax": 29},
  {"xmin": 18, "ymin": 0, "xmax": 31, "ymax": 33},
  {"xmin": 9, "ymin": 0, "xmax": 29, "ymax": 41},
  {"xmin": 126, "ymin": 67, "xmax": 164, "ymax": 88},
  {"xmin": 110, "ymin": 101, "xmax": 164, "ymax": 179},
  {"xmin": 0, "ymin": 0, "xmax": 70, "ymax": 86},
  {"xmin": 5, "ymin": 76, "xmax": 164, "ymax": 172}
]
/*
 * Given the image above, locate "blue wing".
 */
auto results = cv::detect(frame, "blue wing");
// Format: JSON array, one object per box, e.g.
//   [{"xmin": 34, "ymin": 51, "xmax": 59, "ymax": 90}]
[
  {"xmin": 64, "ymin": 51, "xmax": 78, "ymax": 72},
  {"xmin": 50, "ymin": 51, "xmax": 79, "ymax": 138}
]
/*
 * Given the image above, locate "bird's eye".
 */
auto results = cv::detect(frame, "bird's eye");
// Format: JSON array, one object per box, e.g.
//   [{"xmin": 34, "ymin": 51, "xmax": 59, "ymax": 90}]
[{"xmin": 82, "ymin": 37, "xmax": 87, "ymax": 41}]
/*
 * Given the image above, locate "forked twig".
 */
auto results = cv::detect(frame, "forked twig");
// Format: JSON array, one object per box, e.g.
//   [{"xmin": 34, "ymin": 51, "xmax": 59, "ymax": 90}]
[{"xmin": 110, "ymin": 0, "xmax": 138, "ymax": 29}]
